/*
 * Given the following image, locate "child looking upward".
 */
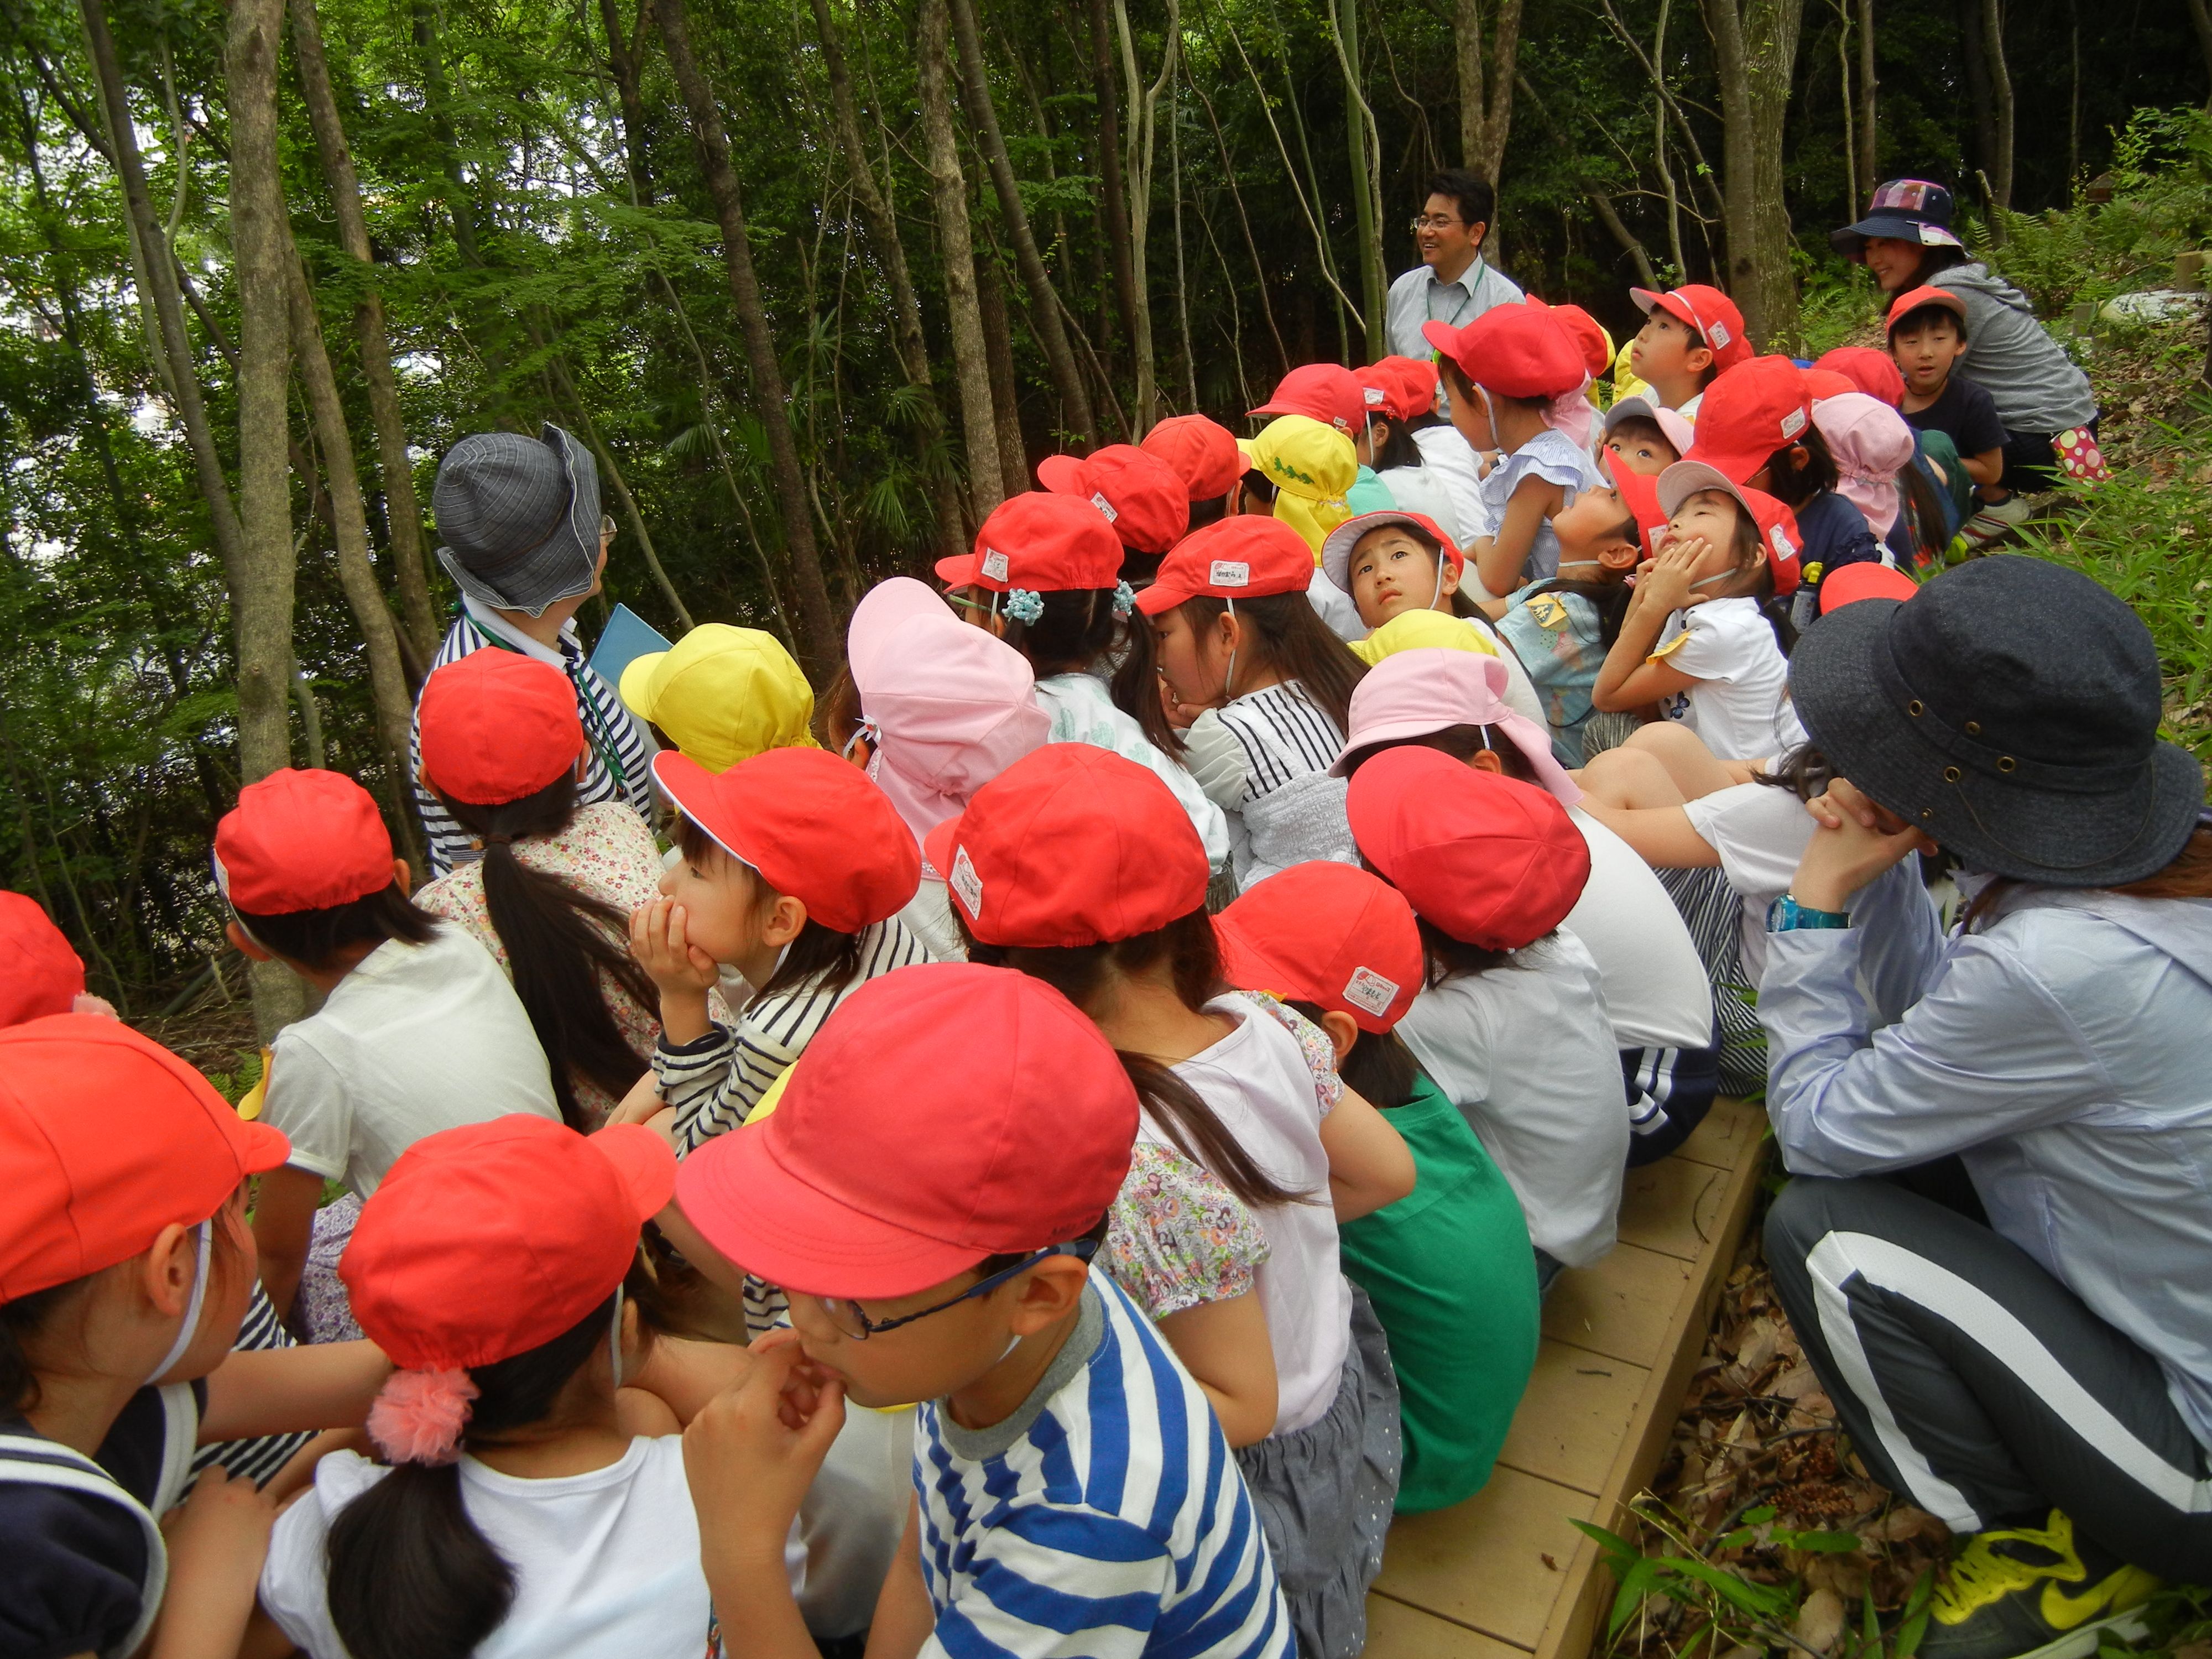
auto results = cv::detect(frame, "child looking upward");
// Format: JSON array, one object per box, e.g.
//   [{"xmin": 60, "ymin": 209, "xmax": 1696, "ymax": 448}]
[
  {"xmin": 1601, "ymin": 396, "xmax": 1693, "ymax": 478},
  {"xmin": 221, "ymin": 769, "xmax": 560, "ymax": 1324},
  {"xmin": 662, "ymin": 963, "xmax": 1296, "ymax": 1659},
  {"xmin": 1626, "ymin": 285, "xmax": 1751, "ymax": 415}
]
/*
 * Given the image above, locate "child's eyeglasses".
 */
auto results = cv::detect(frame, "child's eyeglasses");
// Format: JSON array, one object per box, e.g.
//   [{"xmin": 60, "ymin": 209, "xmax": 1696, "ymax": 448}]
[{"xmin": 813, "ymin": 1240, "xmax": 1099, "ymax": 1340}]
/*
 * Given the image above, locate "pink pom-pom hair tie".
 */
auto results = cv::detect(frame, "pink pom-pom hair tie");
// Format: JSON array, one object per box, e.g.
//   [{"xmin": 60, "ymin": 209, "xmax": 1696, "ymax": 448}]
[{"xmin": 367, "ymin": 1367, "xmax": 478, "ymax": 1465}]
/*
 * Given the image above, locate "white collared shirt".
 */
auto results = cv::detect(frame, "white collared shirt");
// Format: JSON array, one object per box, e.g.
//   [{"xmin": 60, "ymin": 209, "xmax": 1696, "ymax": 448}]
[{"xmin": 1385, "ymin": 257, "xmax": 1526, "ymax": 362}]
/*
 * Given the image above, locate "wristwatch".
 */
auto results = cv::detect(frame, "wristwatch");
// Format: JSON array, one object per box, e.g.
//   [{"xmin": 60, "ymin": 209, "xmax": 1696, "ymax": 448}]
[{"xmin": 1768, "ymin": 893, "xmax": 1851, "ymax": 932}]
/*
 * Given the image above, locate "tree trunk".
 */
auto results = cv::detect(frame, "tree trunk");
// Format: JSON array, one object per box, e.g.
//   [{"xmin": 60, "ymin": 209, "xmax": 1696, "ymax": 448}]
[
  {"xmin": 289, "ymin": 0, "xmax": 438, "ymax": 668},
  {"xmin": 947, "ymin": 0, "xmax": 1097, "ymax": 445},
  {"xmin": 1854, "ymin": 0, "xmax": 1877, "ymax": 208},
  {"xmin": 1960, "ymin": 0, "xmax": 1997, "ymax": 197},
  {"xmin": 1454, "ymin": 0, "xmax": 1526, "ymax": 190},
  {"xmin": 1112, "ymin": 0, "xmax": 1179, "ymax": 431},
  {"xmin": 1699, "ymin": 0, "xmax": 1806, "ymax": 345},
  {"xmin": 2189, "ymin": 0, "xmax": 2212, "ymax": 107},
  {"xmin": 1980, "ymin": 0, "xmax": 2014, "ymax": 213},
  {"xmin": 1587, "ymin": 186, "xmax": 1660, "ymax": 289},
  {"xmin": 228, "ymin": 0, "xmax": 309, "ymax": 1034},
  {"xmin": 974, "ymin": 238, "xmax": 1030, "ymax": 490},
  {"xmin": 655, "ymin": 0, "xmax": 838, "ymax": 672},
  {"xmin": 284, "ymin": 248, "xmax": 426, "ymax": 878},
  {"xmin": 916, "ymin": 0, "xmax": 1006, "ymax": 517},
  {"xmin": 1333, "ymin": 0, "xmax": 1385, "ymax": 355},
  {"xmin": 599, "ymin": 0, "xmax": 655, "ymax": 202},
  {"xmin": 1088, "ymin": 0, "xmax": 1140, "ymax": 358}
]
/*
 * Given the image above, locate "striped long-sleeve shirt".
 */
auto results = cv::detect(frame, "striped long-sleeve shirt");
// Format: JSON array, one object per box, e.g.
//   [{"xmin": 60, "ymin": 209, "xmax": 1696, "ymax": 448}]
[
  {"xmin": 410, "ymin": 599, "xmax": 653, "ymax": 879},
  {"xmin": 915, "ymin": 1272, "xmax": 1292, "ymax": 1658}
]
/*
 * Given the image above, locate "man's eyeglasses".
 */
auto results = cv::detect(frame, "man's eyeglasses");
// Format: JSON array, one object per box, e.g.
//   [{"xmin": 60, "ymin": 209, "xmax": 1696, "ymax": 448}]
[
  {"xmin": 1411, "ymin": 214, "xmax": 1464, "ymax": 233},
  {"xmin": 812, "ymin": 1240, "xmax": 1099, "ymax": 1340},
  {"xmin": 600, "ymin": 514, "xmax": 617, "ymax": 541}
]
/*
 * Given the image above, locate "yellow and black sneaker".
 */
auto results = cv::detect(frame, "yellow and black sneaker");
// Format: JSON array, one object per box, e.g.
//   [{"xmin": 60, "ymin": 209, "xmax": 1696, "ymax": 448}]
[{"xmin": 1922, "ymin": 1510, "xmax": 2161, "ymax": 1659}]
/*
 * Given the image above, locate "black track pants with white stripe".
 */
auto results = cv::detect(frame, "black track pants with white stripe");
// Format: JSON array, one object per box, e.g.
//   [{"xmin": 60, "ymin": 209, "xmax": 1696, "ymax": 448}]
[{"xmin": 1765, "ymin": 1176, "xmax": 2212, "ymax": 1582}]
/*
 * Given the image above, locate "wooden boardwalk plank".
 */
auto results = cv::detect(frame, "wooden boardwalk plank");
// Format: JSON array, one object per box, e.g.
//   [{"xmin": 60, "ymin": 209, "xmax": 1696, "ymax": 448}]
[
  {"xmin": 1374, "ymin": 1465, "xmax": 1598, "ymax": 1647},
  {"xmin": 1496, "ymin": 1339, "xmax": 1650, "ymax": 1497},
  {"xmin": 1363, "ymin": 1594, "xmax": 1532, "ymax": 1659},
  {"xmin": 1542, "ymin": 1243, "xmax": 1694, "ymax": 1366}
]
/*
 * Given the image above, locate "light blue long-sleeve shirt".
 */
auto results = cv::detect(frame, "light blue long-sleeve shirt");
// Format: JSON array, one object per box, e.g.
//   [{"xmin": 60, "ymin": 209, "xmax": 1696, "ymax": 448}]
[{"xmin": 1760, "ymin": 881, "xmax": 2212, "ymax": 1451}]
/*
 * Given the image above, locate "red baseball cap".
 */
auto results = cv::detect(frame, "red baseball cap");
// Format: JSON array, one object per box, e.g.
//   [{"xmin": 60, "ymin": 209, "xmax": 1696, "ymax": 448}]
[
  {"xmin": 343, "ymin": 1117, "xmax": 674, "ymax": 1371},
  {"xmin": 935, "ymin": 492, "xmax": 1125, "ymax": 594},
  {"xmin": 1656, "ymin": 460, "xmax": 1804, "ymax": 597},
  {"xmin": 1355, "ymin": 357, "xmax": 1439, "ymax": 422},
  {"xmin": 1885, "ymin": 285, "xmax": 1968, "ymax": 333},
  {"xmin": 1813, "ymin": 346, "xmax": 1905, "ymax": 408},
  {"xmin": 1345, "ymin": 747, "xmax": 1591, "ymax": 951},
  {"xmin": 1250, "ymin": 362, "xmax": 1367, "ymax": 434},
  {"xmin": 0, "ymin": 1013, "xmax": 291, "ymax": 1300},
  {"xmin": 1630, "ymin": 284, "xmax": 1752, "ymax": 372},
  {"xmin": 215, "ymin": 768, "xmax": 396, "ymax": 916},
  {"xmin": 1423, "ymin": 302, "xmax": 1587, "ymax": 400},
  {"xmin": 417, "ymin": 651, "xmax": 586, "ymax": 806},
  {"xmin": 1610, "ymin": 463, "xmax": 1673, "ymax": 557},
  {"xmin": 925, "ymin": 744, "xmax": 1207, "ymax": 948},
  {"xmin": 1684, "ymin": 355, "xmax": 1815, "ymax": 483},
  {"xmin": 1, "ymin": 893, "xmax": 85, "ymax": 1030},
  {"xmin": 1800, "ymin": 368, "xmax": 1859, "ymax": 402},
  {"xmin": 1135, "ymin": 517, "xmax": 1316, "ymax": 617},
  {"xmin": 653, "ymin": 747, "xmax": 921, "ymax": 933},
  {"xmin": 1036, "ymin": 445, "xmax": 1190, "ymax": 555},
  {"xmin": 1529, "ymin": 297, "xmax": 1613, "ymax": 378},
  {"xmin": 1141, "ymin": 415, "xmax": 1244, "ymax": 501},
  {"xmin": 674, "ymin": 962, "xmax": 1139, "ymax": 1298},
  {"xmin": 1818, "ymin": 561, "xmax": 1918, "ymax": 614},
  {"xmin": 1214, "ymin": 863, "xmax": 1422, "ymax": 1033}
]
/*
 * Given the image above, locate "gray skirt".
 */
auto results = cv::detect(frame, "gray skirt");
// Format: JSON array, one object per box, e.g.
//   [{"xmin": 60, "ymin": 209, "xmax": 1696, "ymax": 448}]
[{"xmin": 1235, "ymin": 1284, "xmax": 1401, "ymax": 1659}]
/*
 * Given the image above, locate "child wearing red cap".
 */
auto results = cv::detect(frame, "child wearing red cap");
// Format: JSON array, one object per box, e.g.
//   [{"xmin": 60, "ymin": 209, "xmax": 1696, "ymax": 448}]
[
  {"xmin": 627, "ymin": 746, "xmax": 927, "ymax": 1162},
  {"xmin": 0, "ymin": 1016, "xmax": 392, "ymax": 1659},
  {"xmin": 931, "ymin": 745, "xmax": 1412, "ymax": 1656},
  {"xmin": 217, "ymin": 769, "xmax": 561, "ymax": 1328},
  {"xmin": 0, "ymin": 889, "xmax": 112, "ymax": 1025},
  {"xmin": 1626, "ymin": 283, "xmax": 1750, "ymax": 415},
  {"xmin": 663, "ymin": 963, "xmax": 1296, "ymax": 1659},
  {"xmin": 253, "ymin": 1117, "xmax": 774, "ymax": 1659},
  {"xmin": 1141, "ymin": 413, "xmax": 1246, "ymax": 530},
  {"xmin": 1424, "ymin": 302, "xmax": 1608, "ymax": 599},
  {"xmin": 1141, "ymin": 518, "xmax": 1371, "ymax": 890},
  {"xmin": 1352, "ymin": 356, "xmax": 1483, "ymax": 544},
  {"xmin": 1592, "ymin": 463, "xmax": 1808, "ymax": 764},
  {"xmin": 1347, "ymin": 749, "xmax": 1628, "ymax": 1286},
  {"xmin": 414, "ymin": 653, "xmax": 697, "ymax": 1130},
  {"xmin": 1214, "ymin": 862, "xmax": 1540, "ymax": 1514},
  {"xmin": 1035, "ymin": 443, "xmax": 1192, "ymax": 582},
  {"xmin": 940, "ymin": 497, "xmax": 1231, "ymax": 874}
]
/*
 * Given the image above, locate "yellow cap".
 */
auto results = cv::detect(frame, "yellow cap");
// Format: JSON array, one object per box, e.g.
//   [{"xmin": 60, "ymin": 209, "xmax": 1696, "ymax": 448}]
[
  {"xmin": 1244, "ymin": 416, "xmax": 1354, "ymax": 556},
  {"xmin": 1349, "ymin": 608, "xmax": 1500, "ymax": 667},
  {"xmin": 618, "ymin": 624, "xmax": 817, "ymax": 774},
  {"xmin": 1610, "ymin": 336, "xmax": 1651, "ymax": 406}
]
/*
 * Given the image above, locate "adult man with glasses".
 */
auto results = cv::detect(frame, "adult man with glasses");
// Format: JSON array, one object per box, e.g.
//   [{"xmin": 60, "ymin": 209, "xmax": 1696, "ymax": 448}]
[{"xmin": 1385, "ymin": 169, "xmax": 1525, "ymax": 367}]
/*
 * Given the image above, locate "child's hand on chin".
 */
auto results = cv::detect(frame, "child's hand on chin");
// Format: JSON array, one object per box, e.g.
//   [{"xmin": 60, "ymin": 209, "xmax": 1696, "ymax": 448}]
[
  {"xmin": 1634, "ymin": 538, "xmax": 1708, "ymax": 614},
  {"xmin": 682, "ymin": 1331, "xmax": 845, "ymax": 1559},
  {"xmin": 629, "ymin": 897, "xmax": 721, "ymax": 995}
]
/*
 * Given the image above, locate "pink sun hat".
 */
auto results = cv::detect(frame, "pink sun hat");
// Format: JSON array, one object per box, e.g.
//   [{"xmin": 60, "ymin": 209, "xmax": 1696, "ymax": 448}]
[{"xmin": 1331, "ymin": 647, "xmax": 1581, "ymax": 804}]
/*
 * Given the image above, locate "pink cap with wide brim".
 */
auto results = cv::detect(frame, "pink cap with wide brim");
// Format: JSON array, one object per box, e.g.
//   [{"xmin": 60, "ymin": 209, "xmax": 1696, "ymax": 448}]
[
  {"xmin": 1331, "ymin": 648, "xmax": 1582, "ymax": 805},
  {"xmin": 1317, "ymin": 509, "xmax": 1464, "ymax": 594},
  {"xmin": 1601, "ymin": 396, "xmax": 1695, "ymax": 463}
]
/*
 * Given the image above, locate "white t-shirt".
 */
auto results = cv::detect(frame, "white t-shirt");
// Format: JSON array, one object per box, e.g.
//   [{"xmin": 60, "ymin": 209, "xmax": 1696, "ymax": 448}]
[
  {"xmin": 1566, "ymin": 806, "xmax": 1715, "ymax": 1052},
  {"xmin": 260, "ymin": 924, "xmax": 560, "ymax": 1194},
  {"xmin": 1409, "ymin": 424, "xmax": 1490, "ymax": 544},
  {"xmin": 1399, "ymin": 928, "xmax": 1629, "ymax": 1267},
  {"xmin": 1164, "ymin": 994, "xmax": 1350, "ymax": 1435},
  {"xmin": 1679, "ymin": 780, "xmax": 1819, "ymax": 987},
  {"xmin": 1034, "ymin": 671, "xmax": 1231, "ymax": 872},
  {"xmin": 1306, "ymin": 567, "xmax": 1366, "ymax": 643},
  {"xmin": 1372, "ymin": 463, "xmax": 1464, "ymax": 546},
  {"xmin": 259, "ymin": 1438, "xmax": 779, "ymax": 1659},
  {"xmin": 1652, "ymin": 597, "xmax": 1808, "ymax": 761}
]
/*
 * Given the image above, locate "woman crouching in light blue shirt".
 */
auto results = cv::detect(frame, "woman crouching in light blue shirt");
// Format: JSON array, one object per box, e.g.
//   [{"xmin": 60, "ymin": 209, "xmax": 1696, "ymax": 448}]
[{"xmin": 1757, "ymin": 555, "xmax": 2212, "ymax": 1658}]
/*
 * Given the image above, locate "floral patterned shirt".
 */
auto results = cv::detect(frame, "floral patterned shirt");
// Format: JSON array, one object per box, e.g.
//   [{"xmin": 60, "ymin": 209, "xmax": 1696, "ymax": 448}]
[{"xmin": 1105, "ymin": 1142, "xmax": 1272, "ymax": 1321}]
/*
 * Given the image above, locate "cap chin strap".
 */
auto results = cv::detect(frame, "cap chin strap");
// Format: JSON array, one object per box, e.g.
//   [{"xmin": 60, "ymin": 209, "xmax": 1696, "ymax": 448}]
[
  {"xmin": 1556, "ymin": 559, "xmax": 1602, "ymax": 571},
  {"xmin": 147, "ymin": 1220, "xmax": 212, "ymax": 1386},
  {"xmin": 1221, "ymin": 594, "xmax": 1240, "ymax": 702},
  {"xmin": 608, "ymin": 1286, "xmax": 627, "ymax": 1390},
  {"xmin": 1690, "ymin": 570, "xmax": 1740, "ymax": 591}
]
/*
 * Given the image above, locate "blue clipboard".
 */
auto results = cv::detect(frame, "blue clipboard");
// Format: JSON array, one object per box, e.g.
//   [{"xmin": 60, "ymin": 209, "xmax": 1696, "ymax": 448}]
[{"xmin": 588, "ymin": 603, "xmax": 675, "ymax": 689}]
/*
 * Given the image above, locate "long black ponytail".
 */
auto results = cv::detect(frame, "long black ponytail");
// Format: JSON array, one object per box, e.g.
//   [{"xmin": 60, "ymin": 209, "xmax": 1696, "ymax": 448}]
[
  {"xmin": 437, "ymin": 774, "xmax": 658, "ymax": 1129},
  {"xmin": 324, "ymin": 1297, "xmax": 616, "ymax": 1659}
]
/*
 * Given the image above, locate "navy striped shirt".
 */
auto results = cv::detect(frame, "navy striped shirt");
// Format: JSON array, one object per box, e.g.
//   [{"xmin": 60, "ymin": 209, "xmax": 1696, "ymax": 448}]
[
  {"xmin": 410, "ymin": 599, "xmax": 653, "ymax": 878},
  {"xmin": 915, "ymin": 1272, "xmax": 1292, "ymax": 1658}
]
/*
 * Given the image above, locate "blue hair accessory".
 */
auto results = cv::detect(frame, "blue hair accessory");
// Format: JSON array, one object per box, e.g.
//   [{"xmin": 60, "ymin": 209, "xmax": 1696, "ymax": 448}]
[
  {"xmin": 1004, "ymin": 588, "xmax": 1045, "ymax": 624},
  {"xmin": 1112, "ymin": 580, "xmax": 1136, "ymax": 618}
]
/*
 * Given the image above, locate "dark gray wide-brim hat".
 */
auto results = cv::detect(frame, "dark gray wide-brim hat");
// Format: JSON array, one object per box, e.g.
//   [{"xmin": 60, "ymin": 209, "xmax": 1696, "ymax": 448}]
[
  {"xmin": 1790, "ymin": 555, "xmax": 2203, "ymax": 888},
  {"xmin": 432, "ymin": 424, "xmax": 602, "ymax": 618}
]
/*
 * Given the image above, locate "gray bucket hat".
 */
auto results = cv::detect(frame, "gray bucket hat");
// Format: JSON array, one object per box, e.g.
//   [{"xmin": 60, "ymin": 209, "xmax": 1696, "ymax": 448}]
[
  {"xmin": 432, "ymin": 424, "xmax": 603, "ymax": 618},
  {"xmin": 1789, "ymin": 555, "xmax": 2203, "ymax": 888}
]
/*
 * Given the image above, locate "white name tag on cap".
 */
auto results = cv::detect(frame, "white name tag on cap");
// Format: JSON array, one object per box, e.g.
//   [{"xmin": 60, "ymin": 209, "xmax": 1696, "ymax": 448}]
[
  {"xmin": 1707, "ymin": 321, "xmax": 1733, "ymax": 347},
  {"xmin": 1209, "ymin": 560, "xmax": 1251, "ymax": 587},
  {"xmin": 1091, "ymin": 492, "xmax": 1119, "ymax": 523},
  {"xmin": 949, "ymin": 847, "xmax": 983, "ymax": 919},
  {"xmin": 1363, "ymin": 386, "xmax": 1386, "ymax": 406},
  {"xmin": 981, "ymin": 549, "xmax": 1010, "ymax": 582},
  {"xmin": 1778, "ymin": 406, "xmax": 1807, "ymax": 440},
  {"xmin": 1342, "ymin": 966, "xmax": 1400, "ymax": 1017}
]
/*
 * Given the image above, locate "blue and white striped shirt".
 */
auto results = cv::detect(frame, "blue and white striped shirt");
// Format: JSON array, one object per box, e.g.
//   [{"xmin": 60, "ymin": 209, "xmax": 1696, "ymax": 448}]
[{"xmin": 914, "ymin": 1272, "xmax": 1292, "ymax": 1658}]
